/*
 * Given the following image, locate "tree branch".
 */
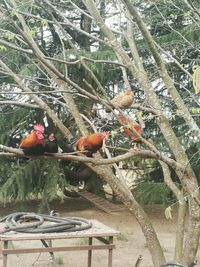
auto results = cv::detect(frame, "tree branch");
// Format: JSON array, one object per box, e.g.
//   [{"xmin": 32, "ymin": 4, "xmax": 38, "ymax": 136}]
[
  {"xmin": 0, "ymin": 38, "xmax": 32, "ymax": 55},
  {"xmin": 0, "ymin": 101, "xmax": 39, "ymax": 109},
  {"xmin": 0, "ymin": 143, "xmax": 184, "ymax": 171}
]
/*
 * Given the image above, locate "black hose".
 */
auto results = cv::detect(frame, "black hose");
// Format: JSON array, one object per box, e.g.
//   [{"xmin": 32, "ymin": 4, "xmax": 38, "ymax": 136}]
[
  {"xmin": 160, "ymin": 262, "xmax": 197, "ymax": 267},
  {"xmin": 0, "ymin": 212, "xmax": 92, "ymax": 234},
  {"xmin": 160, "ymin": 264, "xmax": 186, "ymax": 267}
]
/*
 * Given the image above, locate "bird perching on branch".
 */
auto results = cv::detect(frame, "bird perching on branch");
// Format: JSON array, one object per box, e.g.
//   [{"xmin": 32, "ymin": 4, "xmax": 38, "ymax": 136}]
[
  {"xmin": 19, "ymin": 124, "xmax": 45, "ymax": 156},
  {"xmin": 110, "ymin": 89, "xmax": 134, "ymax": 109}
]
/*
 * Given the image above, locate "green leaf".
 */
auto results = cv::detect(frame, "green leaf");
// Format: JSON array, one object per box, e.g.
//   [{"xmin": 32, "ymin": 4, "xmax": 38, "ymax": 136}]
[
  {"xmin": 29, "ymin": 18, "xmax": 36, "ymax": 24},
  {"xmin": 41, "ymin": 19, "xmax": 48, "ymax": 27},
  {"xmin": 191, "ymin": 108, "xmax": 200, "ymax": 114},
  {"xmin": 184, "ymin": 11, "xmax": 190, "ymax": 17},
  {"xmin": 0, "ymin": 45, "xmax": 6, "ymax": 51},
  {"xmin": 5, "ymin": 32, "xmax": 15, "ymax": 41},
  {"xmin": 26, "ymin": 27, "xmax": 39, "ymax": 38},
  {"xmin": 10, "ymin": 9, "xmax": 17, "ymax": 17}
]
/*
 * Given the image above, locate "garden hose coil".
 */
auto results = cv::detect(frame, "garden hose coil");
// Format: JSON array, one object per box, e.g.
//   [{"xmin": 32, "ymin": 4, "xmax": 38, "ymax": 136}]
[{"xmin": 0, "ymin": 212, "xmax": 92, "ymax": 234}]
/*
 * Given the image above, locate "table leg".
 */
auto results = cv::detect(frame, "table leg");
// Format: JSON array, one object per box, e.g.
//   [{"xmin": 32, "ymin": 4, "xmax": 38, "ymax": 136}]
[
  {"xmin": 3, "ymin": 240, "xmax": 8, "ymax": 267},
  {"xmin": 87, "ymin": 237, "xmax": 92, "ymax": 267},
  {"xmin": 48, "ymin": 240, "xmax": 57, "ymax": 265},
  {"xmin": 40, "ymin": 239, "xmax": 58, "ymax": 266},
  {"xmin": 108, "ymin": 237, "xmax": 113, "ymax": 267}
]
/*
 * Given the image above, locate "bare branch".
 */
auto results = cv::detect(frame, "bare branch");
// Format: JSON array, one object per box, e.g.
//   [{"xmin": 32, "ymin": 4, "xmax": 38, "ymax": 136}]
[
  {"xmin": 37, "ymin": 0, "xmax": 110, "ymax": 47},
  {"xmin": 0, "ymin": 38, "xmax": 32, "ymax": 55},
  {"xmin": 154, "ymin": 42, "xmax": 192, "ymax": 79},
  {"xmin": 0, "ymin": 101, "xmax": 39, "ymax": 109}
]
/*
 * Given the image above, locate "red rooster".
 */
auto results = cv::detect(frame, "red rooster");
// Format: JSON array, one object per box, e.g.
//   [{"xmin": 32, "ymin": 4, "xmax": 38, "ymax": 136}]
[
  {"xmin": 119, "ymin": 115, "xmax": 143, "ymax": 147},
  {"xmin": 19, "ymin": 124, "xmax": 45, "ymax": 155},
  {"xmin": 76, "ymin": 132, "xmax": 109, "ymax": 156},
  {"xmin": 44, "ymin": 133, "xmax": 58, "ymax": 153}
]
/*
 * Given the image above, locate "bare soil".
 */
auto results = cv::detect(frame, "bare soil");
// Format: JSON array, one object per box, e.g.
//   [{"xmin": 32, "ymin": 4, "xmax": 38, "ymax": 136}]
[{"xmin": 0, "ymin": 198, "xmax": 199, "ymax": 267}]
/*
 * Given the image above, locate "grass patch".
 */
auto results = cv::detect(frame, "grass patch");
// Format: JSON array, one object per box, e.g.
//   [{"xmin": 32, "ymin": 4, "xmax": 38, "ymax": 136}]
[
  {"xmin": 117, "ymin": 233, "xmax": 128, "ymax": 241},
  {"xmin": 56, "ymin": 256, "xmax": 64, "ymax": 265},
  {"xmin": 78, "ymin": 238, "xmax": 89, "ymax": 245}
]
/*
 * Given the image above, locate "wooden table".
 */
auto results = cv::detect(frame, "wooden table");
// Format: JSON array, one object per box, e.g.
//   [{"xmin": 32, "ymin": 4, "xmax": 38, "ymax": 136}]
[{"xmin": 0, "ymin": 219, "xmax": 120, "ymax": 267}]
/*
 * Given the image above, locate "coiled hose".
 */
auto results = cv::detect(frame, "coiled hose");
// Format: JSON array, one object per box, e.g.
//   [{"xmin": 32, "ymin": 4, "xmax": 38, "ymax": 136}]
[
  {"xmin": 0, "ymin": 212, "xmax": 92, "ymax": 233},
  {"xmin": 160, "ymin": 261, "xmax": 197, "ymax": 267}
]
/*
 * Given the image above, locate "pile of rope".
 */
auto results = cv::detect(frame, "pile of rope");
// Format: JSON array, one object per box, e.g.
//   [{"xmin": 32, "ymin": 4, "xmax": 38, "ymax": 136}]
[{"xmin": 0, "ymin": 212, "xmax": 92, "ymax": 234}]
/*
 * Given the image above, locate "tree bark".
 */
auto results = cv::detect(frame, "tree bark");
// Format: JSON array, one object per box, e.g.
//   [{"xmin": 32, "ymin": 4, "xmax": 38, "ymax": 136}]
[{"xmin": 160, "ymin": 161, "xmax": 187, "ymax": 261}]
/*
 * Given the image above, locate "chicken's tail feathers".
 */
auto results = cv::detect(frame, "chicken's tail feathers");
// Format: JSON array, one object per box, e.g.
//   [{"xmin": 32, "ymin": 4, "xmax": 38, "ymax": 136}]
[
  {"xmin": 142, "ymin": 127, "xmax": 151, "ymax": 139},
  {"xmin": 69, "ymin": 137, "xmax": 78, "ymax": 145}
]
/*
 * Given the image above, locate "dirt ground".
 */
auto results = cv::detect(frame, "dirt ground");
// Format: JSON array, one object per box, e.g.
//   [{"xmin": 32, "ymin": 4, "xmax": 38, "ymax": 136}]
[{"xmin": 0, "ymin": 197, "xmax": 199, "ymax": 267}]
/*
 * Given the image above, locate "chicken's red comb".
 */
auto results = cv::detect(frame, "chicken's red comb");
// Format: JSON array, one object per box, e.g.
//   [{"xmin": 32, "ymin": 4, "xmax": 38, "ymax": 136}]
[
  {"xmin": 34, "ymin": 123, "xmax": 45, "ymax": 133},
  {"xmin": 102, "ymin": 131, "xmax": 109, "ymax": 139}
]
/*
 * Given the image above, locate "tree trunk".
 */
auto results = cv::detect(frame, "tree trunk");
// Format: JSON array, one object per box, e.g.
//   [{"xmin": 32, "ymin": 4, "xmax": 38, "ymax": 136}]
[
  {"xmin": 174, "ymin": 201, "xmax": 187, "ymax": 261},
  {"xmin": 87, "ymin": 163, "xmax": 166, "ymax": 267}
]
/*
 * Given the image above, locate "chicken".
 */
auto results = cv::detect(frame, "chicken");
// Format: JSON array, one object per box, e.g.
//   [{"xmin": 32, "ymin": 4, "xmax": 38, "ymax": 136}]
[
  {"xmin": 19, "ymin": 124, "xmax": 45, "ymax": 155},
  {"xmin": 44, "ymin": 133, "xmax": 58, "ymax": 153},
  {"xmin": 119, "ymin": 115, "xmax": 143, "ymax": 147},
  {"xmin": 76, "ymin": 132, "xmax": 109, "ymax": 156},
  {"xmin": 110, "ymin": 89, "xmax": 134, "ymax": 109}
]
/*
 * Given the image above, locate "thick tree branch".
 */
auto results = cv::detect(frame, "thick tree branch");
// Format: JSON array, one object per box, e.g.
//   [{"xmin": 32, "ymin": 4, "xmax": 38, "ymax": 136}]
[{"xmin": 0, "ymin": 144, "xmax": 184, "ymax": 171}]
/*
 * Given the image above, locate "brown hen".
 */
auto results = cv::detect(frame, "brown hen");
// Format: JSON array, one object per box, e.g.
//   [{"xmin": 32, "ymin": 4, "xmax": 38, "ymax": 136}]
[{"xmin": 110, "ymin": 89, "xmax": 134, "ymax": 109}]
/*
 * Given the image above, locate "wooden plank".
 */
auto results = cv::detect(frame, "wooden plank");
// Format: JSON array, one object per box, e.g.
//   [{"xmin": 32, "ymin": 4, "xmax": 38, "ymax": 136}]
[
  {"xmin": 78, "ymin": 191, "xmax": 125, "ymax": 213},
  {"xmin": 1, "ymin": 244, "xmax": 116, "ymax": 255}
]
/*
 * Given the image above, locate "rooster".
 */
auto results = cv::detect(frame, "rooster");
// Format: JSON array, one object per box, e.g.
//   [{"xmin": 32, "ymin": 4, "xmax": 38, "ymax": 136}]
[
  {"xmin": 76, "ymin": 132, "xmax": 109, "ymax": 156},
  {"xmin": 19, "ymin": 124, "xmax": 45, "ymax": 155},
  {"xmin": 110, "ymin": 89, "xmax": 134, "ymax": 109},
  {"xmin": 44, "ymin": 133, "xmax": 58, "ymax": 153},
  {"xmin": 119, "ymin": 115, "xmax": 143, "ymax": 148}
]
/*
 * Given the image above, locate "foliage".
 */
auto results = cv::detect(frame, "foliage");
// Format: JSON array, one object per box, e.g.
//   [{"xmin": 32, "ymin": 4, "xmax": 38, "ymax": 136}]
[
  {"xmin": 116, "ymin": 233, "xmax": 128, "ymax": 241},
  {"xmin": 132, "ymin": 181, "xmax": 174, "ymax": 206},
  {"xmin": 0, "ymin": 157, "xmax": 66, "ymax": 211},
  {"xmin": 0, "ymin": 0, "xmax": 199, "ymax": 209}
]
